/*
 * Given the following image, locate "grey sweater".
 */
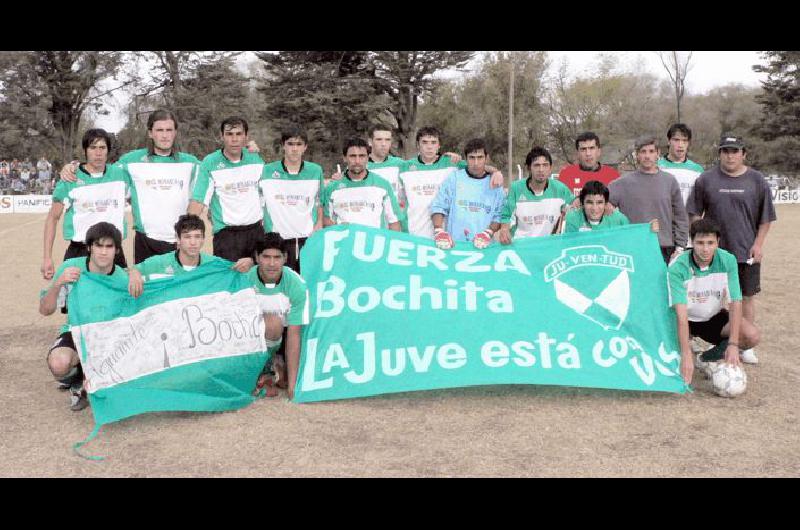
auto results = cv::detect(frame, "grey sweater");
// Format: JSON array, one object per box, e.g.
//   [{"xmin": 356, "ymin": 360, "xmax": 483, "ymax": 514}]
[{"xmin": 608, "ymin": 170, "xmax": 689, "ymax": 247}]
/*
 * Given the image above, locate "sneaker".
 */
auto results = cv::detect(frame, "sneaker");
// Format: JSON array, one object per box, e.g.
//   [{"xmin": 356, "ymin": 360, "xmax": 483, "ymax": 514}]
[
  {"xmin": 57, "ymin": 382, "xmax": 71, "ymax": 391},
  {"xmin": 69, "ymin": 383, "xmax": 89, "ymax": 411},
  {"xmin": 740, "ymin": 348, "xmax": 759, "ymax": 364}
]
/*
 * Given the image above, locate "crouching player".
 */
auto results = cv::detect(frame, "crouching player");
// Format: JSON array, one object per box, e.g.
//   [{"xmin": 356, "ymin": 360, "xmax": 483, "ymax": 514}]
[
  {"xmin": 39, "ymin": 222, "xmax": 128, "ymax": 411},
  {"xmin": 668, "ymin": 218, "xmax": 760, "ymax": 384},
  {"xmin": 127, "ymin": 214, "xmax": 229, "ymax": 295},
  {"xmin": 249, "ymin": 233, "xmax": 309, "ymax": 400}
]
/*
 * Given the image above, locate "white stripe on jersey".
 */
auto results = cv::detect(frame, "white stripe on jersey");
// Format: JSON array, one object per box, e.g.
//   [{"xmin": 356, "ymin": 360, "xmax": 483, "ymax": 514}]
[
  {"xmin": 129, "ymin": 162, "xmax": 194, "ymax": 242},
  {"xmin": 399, "ymin": 167, "xmax": 455, "ymax": 237},
  {"xmin": 211, "ymin": 165, "xmax": 263, "ymax": 227},
  {"xmin": 260, "ymin": 179, "xmax": 320, "ymax": 238},
  {"xmin": 70, "ymin": 181, "xmax": 127, "ymax": 242}
]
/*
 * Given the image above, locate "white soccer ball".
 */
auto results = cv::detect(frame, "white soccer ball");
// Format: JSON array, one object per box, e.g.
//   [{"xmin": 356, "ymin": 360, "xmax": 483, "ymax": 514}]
[{"xmin": 711, "ymin": 363, "xmax": 747, "ymax": 398}]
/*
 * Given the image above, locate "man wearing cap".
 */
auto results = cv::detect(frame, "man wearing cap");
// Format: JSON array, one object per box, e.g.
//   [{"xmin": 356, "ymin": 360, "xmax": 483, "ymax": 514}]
[
  {"xmin": 686, "ymin": 134, "xmax": 777, "ymax": 365},
  {"xmin": 608, "ymin": 135, "xmax": 688, "ymax": 263}
]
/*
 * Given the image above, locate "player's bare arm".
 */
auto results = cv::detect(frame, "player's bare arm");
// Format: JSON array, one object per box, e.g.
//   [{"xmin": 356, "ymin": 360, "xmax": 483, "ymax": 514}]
[
  {"xmin": 39, "ymin": 266, "xmax": 80, "ymax": 316},
  {"xmin": 41, "ymin": 202, "xmax": 64, "ymax": 280}
]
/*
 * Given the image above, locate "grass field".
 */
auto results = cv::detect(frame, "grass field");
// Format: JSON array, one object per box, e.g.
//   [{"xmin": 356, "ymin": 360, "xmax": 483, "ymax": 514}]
[{"xmin": 1, "ymin": 207, "xmax": 798, "ymax": 477}]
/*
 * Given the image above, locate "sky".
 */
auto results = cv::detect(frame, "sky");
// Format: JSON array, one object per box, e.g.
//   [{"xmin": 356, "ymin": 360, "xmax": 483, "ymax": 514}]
[{"xmin": 93, "ymin": 51, "xmax": 767, "ymax": 133}]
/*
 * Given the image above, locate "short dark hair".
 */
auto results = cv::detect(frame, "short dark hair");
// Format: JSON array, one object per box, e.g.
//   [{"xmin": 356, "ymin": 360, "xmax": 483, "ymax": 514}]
[
  {"xmin": 342, "ymin": 137, "xmax": 370, "ymax": 156},
  {"xmin": 147, "ymin": 109, "xmax": 178, "ymax": 131},
  {"xmin": 82, "ymin": 129, "xmax": 112, "ymax": 154},
  {"xmin": 575, "ymin": 132, "xmax": 600, "ymax": 150},
  {"xmin": 369, "ymin": 124, "xmax": 393, "ymax": 138},
  {"xmin": 525, "ymin": 146, "xmax": 553, "ymax": 167},
  {"xmin": 146, "ymin": 109, "xmax": 179, "ymax": 159},
  {"xmin": 416, "ymin": 126, "xmax": 442, "ymax": 143},
  {"xmin": 635, "ymin": 135, "xmax": 659, "ymax": 152},
  {"xmin": 255, "ymin": 232, "xmax": 286, "ymax": 256},
  {"xmin": 690, "ymin": 218, "xmax": 721, "ymax": 240},
  {"xmin": 220, "ymin": 116, "xmax": 248, "ymax": 135},
  {"xmin": 667, "ymin": 123, "xmax": 692, "ymax": 141},
  {"xmin": 281, "ymin": 126, "xmax": 308, "ymax": 145},
  {"xmin": 464, "ymin": 138, "xmax": 488, "ymax": 157},
  {"xmin": 174, "ymin": 214, "xmax": 205, "ymax": 238},
  {"xmin": 85, "ymin": 222, "xmax": 122, "ymax": 252},
  {"xmin": 579, "ymin": 180, "xmax": 609, "ymax": 204}
]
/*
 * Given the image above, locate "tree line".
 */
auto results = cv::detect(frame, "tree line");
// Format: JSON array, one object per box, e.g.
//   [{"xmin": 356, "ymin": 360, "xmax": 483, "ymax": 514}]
[{"xmin": 1, "ymin": 51, "xmax": 797, "ymax": 178}]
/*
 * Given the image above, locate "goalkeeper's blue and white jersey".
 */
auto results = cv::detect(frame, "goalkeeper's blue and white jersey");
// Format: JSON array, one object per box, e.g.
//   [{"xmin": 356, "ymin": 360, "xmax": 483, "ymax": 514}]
[{"xmin": 430, "ymin": 169, "xmax": 506, "ymax": 242}]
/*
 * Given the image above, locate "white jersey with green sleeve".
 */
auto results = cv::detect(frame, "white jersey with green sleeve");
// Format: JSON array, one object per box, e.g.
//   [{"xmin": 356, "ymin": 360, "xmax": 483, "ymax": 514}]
[
  {"xmin": 247, "ymin": 265, "xmax": 310, "ymax": 327},
  {"xmin": 564, "ymin": 208, "xmax": 630, "ymax": 232},
  {"xmin": 369, "ymin": 155, "xmax": 407, "ymax": 231},
  {"xmin": 51, "ymin": 163, "xmax": 129, "ymax": 242},
  {"xmin": 658, "ymin": 156, "xmax": 704, "ymax": 206},
  {"xmin": 135, "ymin": 251, "xmax": 228, "ymax": 281},
  {"xmin": 501, "ymin": 178, "xmax": 575, "ymax": 238},
  {"xmin": 398, "ymin": 155, "xmax": 458, "ymax": 237},
  {"xmin": 322, "ymin": 171, "xmax": 400, "ymax": 228},
  {"xmin": 191, "ymin": 149, "xmax": 264, "ymax": 233},
  {"xmin": 260, "ymin": 160, "xmax": 323, "ymax": 238},
  {"xmin": 119, "ymin": 149, "xmax": 199, "ymax": 243},
  {"xmin": 668, "ymin": 248, "xmax": 742, "ymax": 322},
  {"xmin": 39, "ymin": 256, "xmax": 128, "ymax": 334}
]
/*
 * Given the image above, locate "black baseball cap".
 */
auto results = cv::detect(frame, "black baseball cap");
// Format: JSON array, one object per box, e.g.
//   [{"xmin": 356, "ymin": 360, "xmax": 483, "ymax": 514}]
[{"xmin": 719, "ymin": 134, "xmax": 745, "ymax": 149}]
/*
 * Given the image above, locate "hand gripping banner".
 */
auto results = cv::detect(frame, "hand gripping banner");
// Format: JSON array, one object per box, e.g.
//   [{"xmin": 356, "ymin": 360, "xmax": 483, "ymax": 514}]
[{"xmin": 294, "ymin": 224, "xmax": 689, "ymax": 403}]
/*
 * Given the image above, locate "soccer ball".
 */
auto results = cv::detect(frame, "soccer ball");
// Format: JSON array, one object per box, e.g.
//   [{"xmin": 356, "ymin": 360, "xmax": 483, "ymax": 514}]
[{"xmin": 711, "ymin": 363, "xmax": 747, "ymax": 398}]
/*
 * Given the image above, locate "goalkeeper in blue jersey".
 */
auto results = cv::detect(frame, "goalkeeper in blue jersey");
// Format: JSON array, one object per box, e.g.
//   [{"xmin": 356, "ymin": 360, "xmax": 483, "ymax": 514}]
[{"xmin": 430, "ymin": 138, "xmax": 506, "ymax": 250}]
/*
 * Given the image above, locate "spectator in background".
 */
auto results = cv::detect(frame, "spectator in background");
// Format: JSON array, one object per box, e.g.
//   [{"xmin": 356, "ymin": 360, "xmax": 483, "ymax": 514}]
[{"xmin": 37, "ymin": 156, "xmax": 52, "ymax": 191}]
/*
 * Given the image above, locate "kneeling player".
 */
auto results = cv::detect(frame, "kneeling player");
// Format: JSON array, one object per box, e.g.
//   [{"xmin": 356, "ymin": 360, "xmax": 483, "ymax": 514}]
[
  {"xmin": 668, "ymin": 218, "xmax": 760, "ymax": 385},
  {"xmin": 127, "ymin": 214, "xmax": 229, "ymax": 296},
  {"xmin": 39, "ymin": 222, "xmax": 128, "ymax": 411},
  {"xmin": 249, "ymin": 233, "xmax": 309, "ymax": 400},
  {"xmin": 564, "ymin": 180, "xmax": 630, "ymax": 232}
]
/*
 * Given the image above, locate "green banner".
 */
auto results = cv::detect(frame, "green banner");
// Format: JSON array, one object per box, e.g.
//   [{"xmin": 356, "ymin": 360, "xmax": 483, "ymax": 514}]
[
  {"xmin": 295, "ymin": 224, "xmax": 688, "ymax": 403},
  {"xmin": 69, "ymin": 260, "xmax": 268, "ymax": 427}
]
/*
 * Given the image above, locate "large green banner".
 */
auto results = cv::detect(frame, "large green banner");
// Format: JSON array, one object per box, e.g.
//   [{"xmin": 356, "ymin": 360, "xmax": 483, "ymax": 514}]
[
  {"xmin": 69, "ymin": 260, "xmax": 268, "ymax": 427},
  {"xmin": 295, "ymin": 224, "xmax": 689, "ymax": 403}
]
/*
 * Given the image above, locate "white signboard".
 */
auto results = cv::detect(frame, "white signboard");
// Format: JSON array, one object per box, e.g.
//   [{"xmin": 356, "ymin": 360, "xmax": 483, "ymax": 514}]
[{"xmin": 0, "ymin": 194, "xmax": 53, "ymax": 213}]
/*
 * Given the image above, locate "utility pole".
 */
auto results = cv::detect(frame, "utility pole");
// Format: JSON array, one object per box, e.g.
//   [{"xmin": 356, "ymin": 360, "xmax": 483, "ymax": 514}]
[{"xmin": 507, "ymin": 61, "xmax": 514, "ymax": 189}]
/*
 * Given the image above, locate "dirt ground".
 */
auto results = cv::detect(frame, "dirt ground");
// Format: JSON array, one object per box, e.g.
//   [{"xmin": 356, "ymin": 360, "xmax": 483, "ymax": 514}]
[{"xmin": 1, "ymin": 207, "xmax": 798, "ymax": 477}]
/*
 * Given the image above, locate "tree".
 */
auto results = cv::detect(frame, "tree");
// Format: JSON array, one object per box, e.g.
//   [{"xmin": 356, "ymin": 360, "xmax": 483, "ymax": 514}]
[
  {"xmin": 372, "ymin": 51, "xmax": 474, "ymax": 156},
  {"xmin": 116, "ymin": 52, "xmax": 250, "ymax": 158},
  {"xmin": 0, "ymin": 51, "xmax": 125, "ymax": 163},
  {"xmin": 753, "ymin": 51, "xmax": 800, "ymax": 173},
  {"xmin": 656, "ymin": 51, "xmax": 693, "ymax": 123},
  {"xmin": 418, "ymin": 51, "xmax": 550, "ymax": 177}
]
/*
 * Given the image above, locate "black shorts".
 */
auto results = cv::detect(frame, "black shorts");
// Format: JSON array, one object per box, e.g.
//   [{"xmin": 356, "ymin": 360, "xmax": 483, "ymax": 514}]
[
  {"xmin": 284, "ymin": 237, "xmax": 308, "ymax": 274},
  {"xmin": 660, "ymin": 246, "xmax": 675, "ymax": 264},
  {"xmin": 738, "ymin": 262, "xmax": 761, "ymax": 297},
  {"xmin": 64, "ymin": 240, "xmax": 128, "ymax": 268},
  {"xmin": 213, "ymin": 221, "xmax": 263, "ymax": 262},
  {"xmin": 134, "ymin": 231, "xmax": 175, "ymax": 264},
  {"xmin": 47, "ymin": 331, "xmax": 76, "ymax": 359},
  {"xmin": 689, "ymin": 310, "xmax": 729, "ymax": 345}
]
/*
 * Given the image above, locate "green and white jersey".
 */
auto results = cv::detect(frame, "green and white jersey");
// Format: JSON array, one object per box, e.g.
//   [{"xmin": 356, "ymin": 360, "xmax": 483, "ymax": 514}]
[
  {"xmin": 398, "ymin": 155, "xmax": 458, "ymax": 237},
  {"xmin": 260, "ymin": 160, "xmax": 324, "ymax": 238},
  {"xmin": 52, "ymin": 163, "xmax": 129, "ymax": 242},
  {"xmin": 135, "ymin": 251, "xmax": 227, "ymax": 281},
  {"xmin": 658, "ymin": 156, "xmax": 704, "ymax": 206},
  {"xmin": 668, "ymin": 248, "xmax": 742, "ymax": 322},
  {"xmin": 191, "ymin": 149, "xmax": 264, "ymax": 233},
  {"xmin": 119, "ymin": 149, "xmax": 200, "ymax": 243},
  {"xmin": 40, "ymin": 257, "xmax": 128, "ymax": 334},
  {"xmin": 368, "ymin": 155, "xmax": 405, "ymax": 203},
  {"xmin": 322, "ymin": 170, "xmax": 401, "ymax": 228},
  {"xmin": 564, "ymin": 209, "xmax": 630, "ymax": 232},
  {"xmin": 501, "ymin": 178, "xmax": 575, "ymax": 238},
  {"xmin": 247, "ymin": 265, "xmax": 310, "ymax": 327}
]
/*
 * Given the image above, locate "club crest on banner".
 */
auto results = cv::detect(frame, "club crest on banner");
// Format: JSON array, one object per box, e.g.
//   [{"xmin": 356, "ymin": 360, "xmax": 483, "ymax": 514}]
[{"xmin": 544, "ymin": 245, "xmax": 635, "ymax": 330}]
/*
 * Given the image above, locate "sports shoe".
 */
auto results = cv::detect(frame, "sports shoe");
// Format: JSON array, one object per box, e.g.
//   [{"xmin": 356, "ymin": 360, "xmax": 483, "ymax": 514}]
[
  {"xmin": 69, "ymin": 383, "xmax": 89, "ymax": 411},
  {"xmin": 740, "ymin": 348, "xmax": 759, "ymax": 364}
]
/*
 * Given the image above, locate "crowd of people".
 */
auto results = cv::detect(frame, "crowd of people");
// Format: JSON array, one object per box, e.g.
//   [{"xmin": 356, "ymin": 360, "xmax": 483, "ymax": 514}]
[
  {"xmin": 0, "ymin": 156, "xmax": 54, "ymax": 194},
  {"xmin": 38, "ymin": 109, "xmax": 777, "ymax": 412}
]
